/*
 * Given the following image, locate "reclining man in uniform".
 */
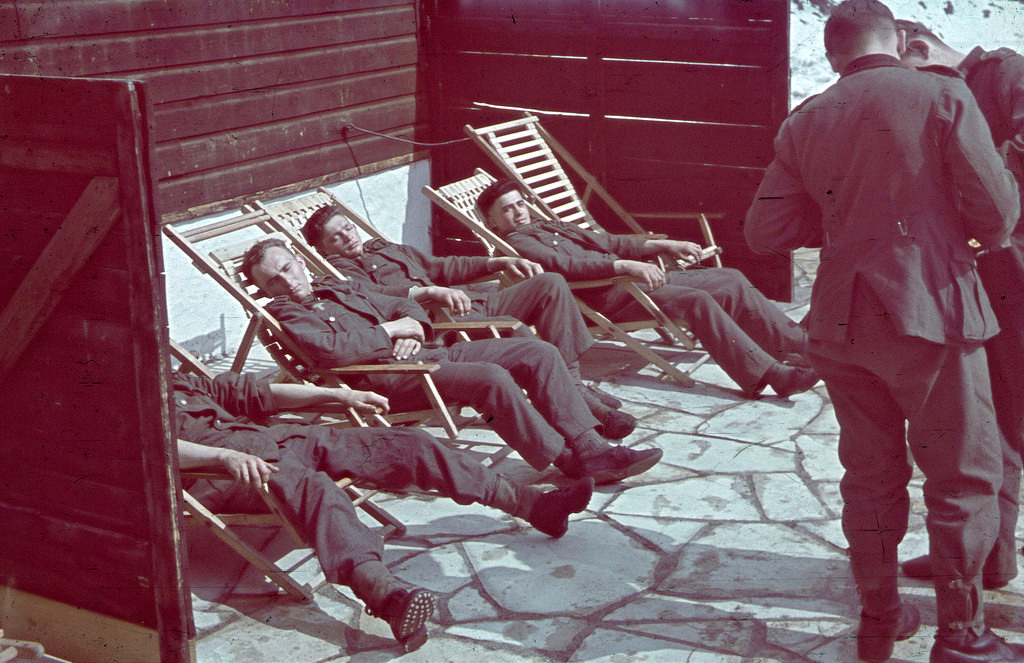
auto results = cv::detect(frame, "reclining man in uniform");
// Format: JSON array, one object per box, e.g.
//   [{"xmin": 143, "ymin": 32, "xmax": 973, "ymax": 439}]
[
  {"xmin": 175, "ymin": 367, "xmax": 594, "ymax": 652},
  {"xmin": 300, "ymin": 203, "xmax": 635, "ymax": 438},
  {"xmin": 476, "ymin": 179, "xmax": 819, "ymax": 399},
  {"xmin": 240, "ymin": 237, "xmax": 662, "ymax": 486}
]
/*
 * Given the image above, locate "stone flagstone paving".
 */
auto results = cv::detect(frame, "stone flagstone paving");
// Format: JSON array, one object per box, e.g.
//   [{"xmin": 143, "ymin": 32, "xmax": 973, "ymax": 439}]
[{"xmin": 187, "ymin": 251, "xmax": 1024, "ymax": 662}]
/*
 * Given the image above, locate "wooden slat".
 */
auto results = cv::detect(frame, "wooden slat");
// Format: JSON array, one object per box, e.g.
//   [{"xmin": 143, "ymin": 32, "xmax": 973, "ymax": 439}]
[
  {"xmin": 153, "ymin": 67, "xmax": 416, "ymax": 142},
  {"xmin": 157, "ymin": 129, "xmax": 422, "ymax": 217},
  {"xmin": 3, "ymin": 8, "xmax": 414, "ymax": 77},
  {"xmin": 0, "ymin": 177, "xmax": 120, "ymax": 377},
  {"xmin": 133, "ymin": 38, "xmax": 418, "ymax": 105},
  {"xmin": 155, "ymin": 97, "xmax": 415, "ymax": 177},
  {"xmin": 10, "ymin": 0, "xmax": 412, "ymax": 38}
]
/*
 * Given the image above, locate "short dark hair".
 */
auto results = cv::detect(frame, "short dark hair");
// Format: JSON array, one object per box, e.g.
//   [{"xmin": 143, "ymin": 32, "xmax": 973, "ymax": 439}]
[
  {"xmin": 240, "ymin": 237, "xmax": 291, "ymax": 284},
  {"xmin": 894, "ymin": 19, "xmax": 944, "ymax": 44},
  {"xmin": 476, "ymin": 178, "xmax": 524, "ymax": 222},
  {"xmin": 302, "ymin": 204, "xmax": 343, "ymax": 248},
  {"xmin": 824, "ymin": 0, "xmax": 896, "ymax": 56}
]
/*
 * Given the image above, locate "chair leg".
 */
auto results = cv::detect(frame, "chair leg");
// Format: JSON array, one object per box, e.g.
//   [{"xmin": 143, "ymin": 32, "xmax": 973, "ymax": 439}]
[
  {"xmin": 576, "ymin": 302, "xmax": 696, "ymax": 387},
  {"xmin": 182, "ymin": 490, "xmax": 314, "ymax": 602},
  {"xmin": 417, "ymin": 374, "xmax": 460, "ymax": 439}
]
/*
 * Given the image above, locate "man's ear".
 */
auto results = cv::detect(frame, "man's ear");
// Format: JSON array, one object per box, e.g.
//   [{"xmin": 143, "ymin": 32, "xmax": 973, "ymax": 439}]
[
  {"xmin": 904, "ymin": 37, "xmax": 930, "ymax": 63},
  {"xmin": 826, "ymin": 51, "xmax": 841, "ymax": 74}
]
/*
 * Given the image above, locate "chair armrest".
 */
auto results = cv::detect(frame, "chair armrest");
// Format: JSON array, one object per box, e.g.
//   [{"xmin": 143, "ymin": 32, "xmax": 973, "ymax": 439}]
[
  {"xmin": 329, "ymin": 363, "xmax": 442, "ymax": 375},
  {"xmin": 567, "ymin": 275, "xmax": 632, "ymax": 290},
  {"xmin": 433, "ymin": 320, "xmax": 523, "ymax": 332}
]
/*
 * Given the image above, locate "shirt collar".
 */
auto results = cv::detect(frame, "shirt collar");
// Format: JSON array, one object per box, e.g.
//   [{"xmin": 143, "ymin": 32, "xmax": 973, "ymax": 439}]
[{"xmin": 841, "ymin": 53, "xmax": 902, "ymax": 77}]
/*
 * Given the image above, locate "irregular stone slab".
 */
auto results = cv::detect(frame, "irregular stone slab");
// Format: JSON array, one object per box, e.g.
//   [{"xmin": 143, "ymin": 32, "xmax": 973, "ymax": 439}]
[
  {"xmin": 598, "ymin": 377, "xmax": 743, "ymax": 418},
  {"xmin": 391, "ymin": 544, "xmax": 475, "ymax": 594},
  {"xmin": 796, "ymin": 518, "xmax": 848, "ymax": 553},
  {"xmin": 570, "ymin": 628, "xmax": 749, "ymax": 663},
  {"xmin": 387, "ymin": 636, "xmax": 552, "ymax": 662},
  {"xmin": 623, "ymin": 618, "xmax": 757, "ymax": 658},
  {"xmin": 795, "ymin": 434, "xmax": 844, "ymax": 482},
  {"xmin": 373, "ymin": 495, "xmax": 517, "ymax": 541},
  {"xmin": 463, "ymin": 521, "xmax": 658, "ymax": 615},
  {"xmin": 764, "ymin": 617, "xmax": 852, "ymax": 655},
  {"xmin": 636, "ymin": 407, "xmax": 706, "ymax": 434},
  {"xmin": 190, "ymin": 595, "xmax": 239, "ymax": 635},
  {"xmin": 606, "ymin": 474, "xmax": 761, "ymax": 521},
  {"xmin": 447, "ymin": 585, "xmax": 500, "ymax": 622},
  {"xmin": 447, "ymin": 616, "xmax": 586, "ymax": 651},
  {"xmin": 700, "ymin": 390, "xmax": 824, "ymax": 443},
  {"xmin": 195, "ymin": 612, "xmax": 343, "ymax": 663},
  {"xmin": 608, "ymin": 593, "xmax": 853, "ymax": 624},
  {"xmin": 604, "ymin": 513, "xmax": 705, "ymax": 553},
  {"xmin": 805, "ymin": 401, "xmax": 840, "ymax": 435},
  {"xmin": 664, "ymin": 524, "xmax": 854, "ymax": 602},
  {"xmin": 653, "ymin": 432, "xmax": 799, "ymax": 474},
  {"xmin": 753, "ymin": 472, "xmax": 830, "ymax": 521}
]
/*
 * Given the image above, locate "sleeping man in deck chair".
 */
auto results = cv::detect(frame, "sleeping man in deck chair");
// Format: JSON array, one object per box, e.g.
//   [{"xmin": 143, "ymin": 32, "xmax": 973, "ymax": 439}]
[
  {"xmin": 175, "ymin": 368, "xmax": 594, "ymax": 652},
  {"xmin": 240, "ymin": 237, "xmax": 662, "ymax": 486},
  {"xmin": 300, "ymin": 203, "xmax": 634, "ymax": 437},
  {"xmin": 477, "ymin": 178, "xmax": 820, "ymax": 399}
]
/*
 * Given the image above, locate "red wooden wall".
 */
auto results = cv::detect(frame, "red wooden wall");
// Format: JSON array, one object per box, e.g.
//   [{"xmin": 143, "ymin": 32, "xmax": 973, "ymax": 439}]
[
  {"xmin": 0, "ymin": 74, "xmax": 188, "ymax": 662},
  {"xmin": 422, "ymin": 0, "xmax": 792, "ymax": 300},
  {"xmin": 0, "ymin": 0, "xmax": 428, "ymax": 222}
]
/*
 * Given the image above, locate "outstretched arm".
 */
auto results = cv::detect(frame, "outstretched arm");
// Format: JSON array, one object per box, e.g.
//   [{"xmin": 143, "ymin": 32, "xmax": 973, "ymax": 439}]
[
  {"xmin": 268, "ymin": 382, "xmax": 389, "ymax": 414},
  {"xmin": 177, "ymin": 439, "xmax": 278, "ymax": 490}
]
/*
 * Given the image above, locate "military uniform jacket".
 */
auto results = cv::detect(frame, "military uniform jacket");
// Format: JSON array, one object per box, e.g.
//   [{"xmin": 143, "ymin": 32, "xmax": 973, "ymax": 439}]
[
  {"xmin": 265, "ymin": 275, "xmax": 444, "ymax": 368},
  {"xmin": 960, "ymin": 46, "xmax": 1024, "ymax": 238},
  {"xmin": 326, "ymin": 238, "xmax": 495, "ymax": 298},
  {"xmin": 504, "ymin": 220, "xmax": 648, "ymax": 280},
  {"xmin": 172, "ymin": 371, "xmax": 281, "ymax": 460},
  {"xmin": 745, "ymin": 54, "xmax": 1019, "ymax": 345}
]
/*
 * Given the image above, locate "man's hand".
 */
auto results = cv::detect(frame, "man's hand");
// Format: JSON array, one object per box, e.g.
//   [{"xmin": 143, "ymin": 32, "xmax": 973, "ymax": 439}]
[
  {"xmin": 320, "ymin": 387, "xmax": 390, "ymax": 414},
  {"xmin": 380, "ymin": 316, "xmax": 425, "ymax": 360},
  {"xmin": 487, "ymin": 256, "xmax": 544, "ymax": 279},
  {"xmin": 390, "ymin": 337, "xmax": 422, "ymax": 361},
  {"xmin": 615, "ymin": 259, "xmax": 666, "ymax": 290},
  {"xmin": 412, "ymin": 285, "xmax": 473, "ymax": 316},
  {"xmin": 647, "ymin": 239, "xmax": 704, "ymax": 265},
  {"xmin": 219, "ymin": 448, "xmax": 278, "ymax": 490},
  {"xmin": 380, "ymin": 316, "xmax": 425, "ymax": 340}
]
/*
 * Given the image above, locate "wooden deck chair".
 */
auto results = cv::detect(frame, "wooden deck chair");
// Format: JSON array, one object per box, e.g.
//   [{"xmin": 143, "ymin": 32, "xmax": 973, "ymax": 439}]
[
  {"xmin": 163, "ymin": 219, "xmax": 467, "ymax": 439},
  {"xmin": 464, "ymin": 112, "xmax": 723, "ymax": 270},
  {"xmin": 169, "ymin": 339, "xmax": 405, "ymax": 603},
  {"xmin": 423, "ymin": 169, "xmax": 711, "ymax": 387},
  {"xmin": 253, "ymin": 189, "xmax": 512, "ymax": 342}
]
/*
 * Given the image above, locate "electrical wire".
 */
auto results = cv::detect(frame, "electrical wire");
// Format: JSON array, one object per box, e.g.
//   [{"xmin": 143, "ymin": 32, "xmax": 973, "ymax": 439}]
[{"xmin": 341, "ymin": 122, "xmax": 470, "ymax": 147}]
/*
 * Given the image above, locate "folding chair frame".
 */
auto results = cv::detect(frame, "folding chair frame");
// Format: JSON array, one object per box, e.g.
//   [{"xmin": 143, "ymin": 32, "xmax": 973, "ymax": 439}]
[
  {"xmin": 169, "ymin": 339, "xmax": 406, "ymax": 603},
  {"xmin": 423, "ymin": 169, "xmax": 712, "ymax": 387}
]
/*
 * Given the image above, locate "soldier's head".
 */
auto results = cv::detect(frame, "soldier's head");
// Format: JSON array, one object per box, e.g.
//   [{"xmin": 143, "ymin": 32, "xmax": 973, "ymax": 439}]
[
  {"xmin": 303, "ymin": 205, "xmax": 364, "ymax": 259},
  {"xmin": 824, "ymin": 0, "xmax": 900, "ymax": 73},
  {"xmin": 894, "ymin": 19, "xmax": 965, "ymax": 70},
  {"xmin": 477, "ymin": 179, "xmax": 532, "ymax": 236},
  {"xmin": 241, "ymin": 238, "xmax": 313, "ymax": 302}
]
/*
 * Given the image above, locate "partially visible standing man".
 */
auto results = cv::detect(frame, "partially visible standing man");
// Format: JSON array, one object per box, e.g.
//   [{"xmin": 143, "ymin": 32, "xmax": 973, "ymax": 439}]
[
  {"xmin": 744, "ymin": 2, "xmax": 1020, "ymax": 662},
  {"xmin": 895, "ymin": 18, "xmax": 1024, "ymax": 593}
]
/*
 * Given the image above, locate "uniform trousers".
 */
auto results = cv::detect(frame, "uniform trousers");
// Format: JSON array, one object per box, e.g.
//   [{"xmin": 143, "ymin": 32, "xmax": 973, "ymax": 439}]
[
  {"xmin": 478, "ymin": 272, "xmax": 594, "ymax": 371},
  {"xmin": 580, "ymin": 267, "xmax": 806, "ymax": 391},
  {"xmin": 188, "ymin": 425, "xmax": 504, "ymax": 587},
  {"xmin": 807, "ymin": 300, "xmax": 1002, "ymax": 633},
  {"xmin": 977, "ymin": 246, "xmax": 1024, "ymax": 584},
  {"xmin": 368, "ymin": 337, "xmax": 601, "ymax": 470}
]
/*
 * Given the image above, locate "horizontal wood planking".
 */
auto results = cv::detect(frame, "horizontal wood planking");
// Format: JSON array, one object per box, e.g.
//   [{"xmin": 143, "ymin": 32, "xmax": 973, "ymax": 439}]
[
  {"xmin": 428, "ymin": 16, "xmax": 783, "ymax": 67},
  {"xmin": 1, "ymin": 3, "xmax": 425, "ymax": 220},
  {"xmin": 1, "ymin": 8, "xmax": 415, "ymax": 77},
  {"xmin": 0, "ymin": 504, "xmax": 158, "ymax": 627},
  {"xmin": 8, "ymin": 0, "xmax": 412, "ymax": 38}
]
